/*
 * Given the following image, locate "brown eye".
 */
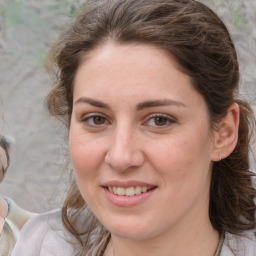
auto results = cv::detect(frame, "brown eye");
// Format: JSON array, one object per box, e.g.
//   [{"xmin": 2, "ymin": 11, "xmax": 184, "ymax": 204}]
[
  {"xmin": 92, "ymin": 116, "xmax": 106, "ymax": 125},
  {"xmin": 144, "ymin": 114, "xmax": 176, "ymax": 128},
  {"xmin": 82, "ymin": 114, "xmax": 108, "ymax": 127},
  {"xmin": 154, "ymin": 116, "xmax": 168, "ymax": 126}
]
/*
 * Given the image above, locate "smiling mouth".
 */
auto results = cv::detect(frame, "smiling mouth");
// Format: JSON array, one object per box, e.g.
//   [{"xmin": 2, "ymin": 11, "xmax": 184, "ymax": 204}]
[{"xmin": 106, "ymin": 186, "xmax": 156, "ymax": 196}]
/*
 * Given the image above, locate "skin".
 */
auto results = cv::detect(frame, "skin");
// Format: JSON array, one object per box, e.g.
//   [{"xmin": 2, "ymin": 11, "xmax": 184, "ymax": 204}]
[{"xmin": 70, "ymin": 42, "xmax": 239, "ymax": 256}]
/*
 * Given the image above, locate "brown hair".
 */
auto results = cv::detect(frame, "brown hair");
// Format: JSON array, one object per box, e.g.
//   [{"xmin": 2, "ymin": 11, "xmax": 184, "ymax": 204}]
[
  {"xmin": 47, "ymin": 0, "xmax": 256, "ymax": 253},
  {"xmin": 0, "ymin": 136, "xmax": 10, "ymax": 182}
]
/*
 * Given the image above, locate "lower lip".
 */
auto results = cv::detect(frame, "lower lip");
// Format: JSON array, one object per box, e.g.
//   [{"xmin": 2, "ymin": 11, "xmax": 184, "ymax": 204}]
[{"xmin": 103, "ymin": 187, "xmax": 157, "ymax": 207}]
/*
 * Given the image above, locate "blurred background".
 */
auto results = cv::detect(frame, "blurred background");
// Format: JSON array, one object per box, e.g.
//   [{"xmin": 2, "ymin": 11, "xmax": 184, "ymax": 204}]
[{"xmin": 0, "ymin": 0, "xmax": 255, "ymax": 213}]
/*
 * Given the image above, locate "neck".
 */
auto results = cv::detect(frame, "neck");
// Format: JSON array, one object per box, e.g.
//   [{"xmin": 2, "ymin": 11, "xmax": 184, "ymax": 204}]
[{"xmin": 105, "ymin": 213, "xmax": 219, "ymax": 256}]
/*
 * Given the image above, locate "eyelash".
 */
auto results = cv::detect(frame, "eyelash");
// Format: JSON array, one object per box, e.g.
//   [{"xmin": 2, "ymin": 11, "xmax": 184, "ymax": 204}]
[
  {"xmin": 144, "ymin": 114, "xmax": 176, "ymax": 128},
  {"xmin": 81, "ymin": 113, "xmax": 176, "ymax": 129},
  {"xmin": 81, "ymin": 113, "xmax": 109, "ymax": 127}
]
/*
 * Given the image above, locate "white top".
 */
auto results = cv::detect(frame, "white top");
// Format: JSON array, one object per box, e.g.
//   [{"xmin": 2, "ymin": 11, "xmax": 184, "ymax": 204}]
[
  {"xmin": 0, "ymin": 197, "xmax": 36, "ymax": 256},
  {"xmin": 12, "ymin": 209, "xmax": 256, "ymax": 256}
]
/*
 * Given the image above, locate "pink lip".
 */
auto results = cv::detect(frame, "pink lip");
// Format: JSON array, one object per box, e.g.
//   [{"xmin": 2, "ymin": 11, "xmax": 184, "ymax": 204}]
[
  {"xmin": 103, "ymin": 186, "xmax": 157, "ymax": 207},
  {"xmin": 102, "ymin": 180, "xmax": 156, "ymax": 189}
]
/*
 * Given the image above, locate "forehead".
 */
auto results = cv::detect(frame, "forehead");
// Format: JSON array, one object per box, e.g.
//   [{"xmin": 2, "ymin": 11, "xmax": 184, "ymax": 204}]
[
  {"xmin": 79, "ymin": 42, "xmax": 181, "ymax": 75},
  {"xmin": 73, "ymin": 42, "xmax": 197, "ymax": 101}
]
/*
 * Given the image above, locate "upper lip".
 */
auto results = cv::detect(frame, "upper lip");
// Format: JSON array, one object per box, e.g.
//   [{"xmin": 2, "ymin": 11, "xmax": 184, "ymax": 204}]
[{"xmin": 102, "ymin": 180, "xmax": 157, "ymax": 189}]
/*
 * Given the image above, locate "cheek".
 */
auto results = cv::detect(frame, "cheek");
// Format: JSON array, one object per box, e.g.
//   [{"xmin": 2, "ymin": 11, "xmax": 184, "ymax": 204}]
[
  {"xmin": 69, "ymin": 132, "xmax": 104, "ymax": 205},
  {"xmin": 150, "ymin": 129, "xmax": 212, "ymax": 181},
  {"xmin": 149, "ymin": 132, "xmax": 212, "ymax": 217},
  {"xmin": 69, "ymin": 130, "xmax": 104, "ymax": 180}
]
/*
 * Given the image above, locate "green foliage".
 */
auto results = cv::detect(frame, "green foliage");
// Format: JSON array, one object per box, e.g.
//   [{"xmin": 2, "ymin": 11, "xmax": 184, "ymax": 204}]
[
  {"xmin": 2, "ymin": 0, "xmax": 25, "ymax": 30},
  {"xmin": 46, "ymin": 0, "xmax": 84, "ymax": 17},
  {"xmin": 211, "ymin": 0, "xmax": 248, "ymax": 28},
  {"xmin": 234, "ymin": 9, "xmax": 247, "ymax": 28},
  {"xmin": 34, "ymin": 48, "xmax": 48, "ymax": 68},
  {"xmin": 0, "ymin": 0, "xmax": 84, "ymax": 64}
]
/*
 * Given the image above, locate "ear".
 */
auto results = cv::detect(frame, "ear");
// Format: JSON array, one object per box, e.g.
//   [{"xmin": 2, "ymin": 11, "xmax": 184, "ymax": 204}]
[{"xmin": 211, "ymin": 103, "xmax": 240, "ymax": 162}]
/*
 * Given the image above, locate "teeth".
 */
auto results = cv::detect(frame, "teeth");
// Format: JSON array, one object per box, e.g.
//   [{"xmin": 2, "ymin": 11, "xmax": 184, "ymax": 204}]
[
  {"xmin": 117, "ymin": 187, "xmax": 126, "ymax": 196},
  {"xmin": 142, "ymin": 187, "xmax": 147, "ymax": 193},
  {"xmin": 135, "ymin": 186, "xmax": 141, "ymax": 195},
  {"xmin": 125, "ymin": 187, "xmax": 135, "ymax": 196},
  {"xmin": 109, "ymin": 186, "xmax": 150, "ymax": 196}
]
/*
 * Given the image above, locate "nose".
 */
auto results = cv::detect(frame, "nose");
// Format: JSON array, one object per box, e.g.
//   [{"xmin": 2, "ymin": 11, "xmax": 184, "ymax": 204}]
[{"xmin": 105, "ymin": 127, "xmax": 144, "ymax": 172}]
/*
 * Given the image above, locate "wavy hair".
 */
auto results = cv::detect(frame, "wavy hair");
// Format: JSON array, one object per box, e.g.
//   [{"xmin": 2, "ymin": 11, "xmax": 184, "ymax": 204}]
[{"xmin": 47, "ymin": 0, "xmax": 256, "ymax": 254}]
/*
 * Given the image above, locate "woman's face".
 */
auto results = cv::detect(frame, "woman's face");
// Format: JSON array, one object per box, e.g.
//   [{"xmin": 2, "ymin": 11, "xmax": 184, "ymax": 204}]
[{"xmin": 70, "ymin": 42, "xmax": 217, "ymax": 241}]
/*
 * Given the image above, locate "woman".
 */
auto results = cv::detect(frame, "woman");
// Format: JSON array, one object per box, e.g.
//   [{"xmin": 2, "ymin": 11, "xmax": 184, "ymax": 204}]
[{"xmin": 13, "ymin": 0, "xmax": 256, "ymax": 255}]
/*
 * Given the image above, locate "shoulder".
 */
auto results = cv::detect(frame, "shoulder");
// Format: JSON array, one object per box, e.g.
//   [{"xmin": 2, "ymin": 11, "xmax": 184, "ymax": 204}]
[
  {"xmin": 5, "ymin": 197, "xmax": 37, "ymax": 230},
  {"xmin": 222, "ymin": 229, "xmax": 256, "ymax": 256},
  {"xmin": 12, "ymin": 209, "xmax": 81, "ymax": 256},
  {"xmin": 0, "ymin": 197, "xmax": 37, "ymax": 255}
]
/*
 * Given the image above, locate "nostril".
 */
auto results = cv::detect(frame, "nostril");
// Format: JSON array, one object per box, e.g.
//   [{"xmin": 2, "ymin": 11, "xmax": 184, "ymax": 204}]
[
  {"xmin": 105, "ymin": 149, "xmax": 144, "ymax": 172},
  {"xmin": 104, "ymin": 135, "xmax": 145, "ymax": 171}
]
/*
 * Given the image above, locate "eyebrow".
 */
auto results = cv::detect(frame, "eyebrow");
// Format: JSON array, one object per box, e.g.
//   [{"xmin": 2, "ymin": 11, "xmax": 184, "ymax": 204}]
[
  {"xmin": 136, "ymin": 99, "xmax": 186, "ymax": 110},
  {"xmin": 74, "ymin": 97, "xmax": 111, "ymax": 109},
  {"xmin": 74, "ymin": 97, "xmax": 186, "ymax": 110}
]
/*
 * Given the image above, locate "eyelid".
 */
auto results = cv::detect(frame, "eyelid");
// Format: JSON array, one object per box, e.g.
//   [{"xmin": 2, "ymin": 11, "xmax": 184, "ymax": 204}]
[
  {"xmin": 143, "ymin": 113, "xmax": 176, "ymax": 127},
  {"xmin": 81, "ymin": 112, "xmax": 111, "ymax": 127}
]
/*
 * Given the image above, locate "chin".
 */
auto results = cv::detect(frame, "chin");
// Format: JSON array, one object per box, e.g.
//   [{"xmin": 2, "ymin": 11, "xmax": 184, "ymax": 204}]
[
  {"xmin": 112, "ymin": 229, "xmax": 153, "ymax": 241},
  {"xmin": 103, "ymin": 218, "xmax": 157, "ymax": 241}
]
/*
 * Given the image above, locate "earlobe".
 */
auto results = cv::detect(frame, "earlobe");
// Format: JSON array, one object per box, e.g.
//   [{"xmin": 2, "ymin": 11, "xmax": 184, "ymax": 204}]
[{"xmin": 211, "ymin": 103, "xmax": 240, "ymax": 162}]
